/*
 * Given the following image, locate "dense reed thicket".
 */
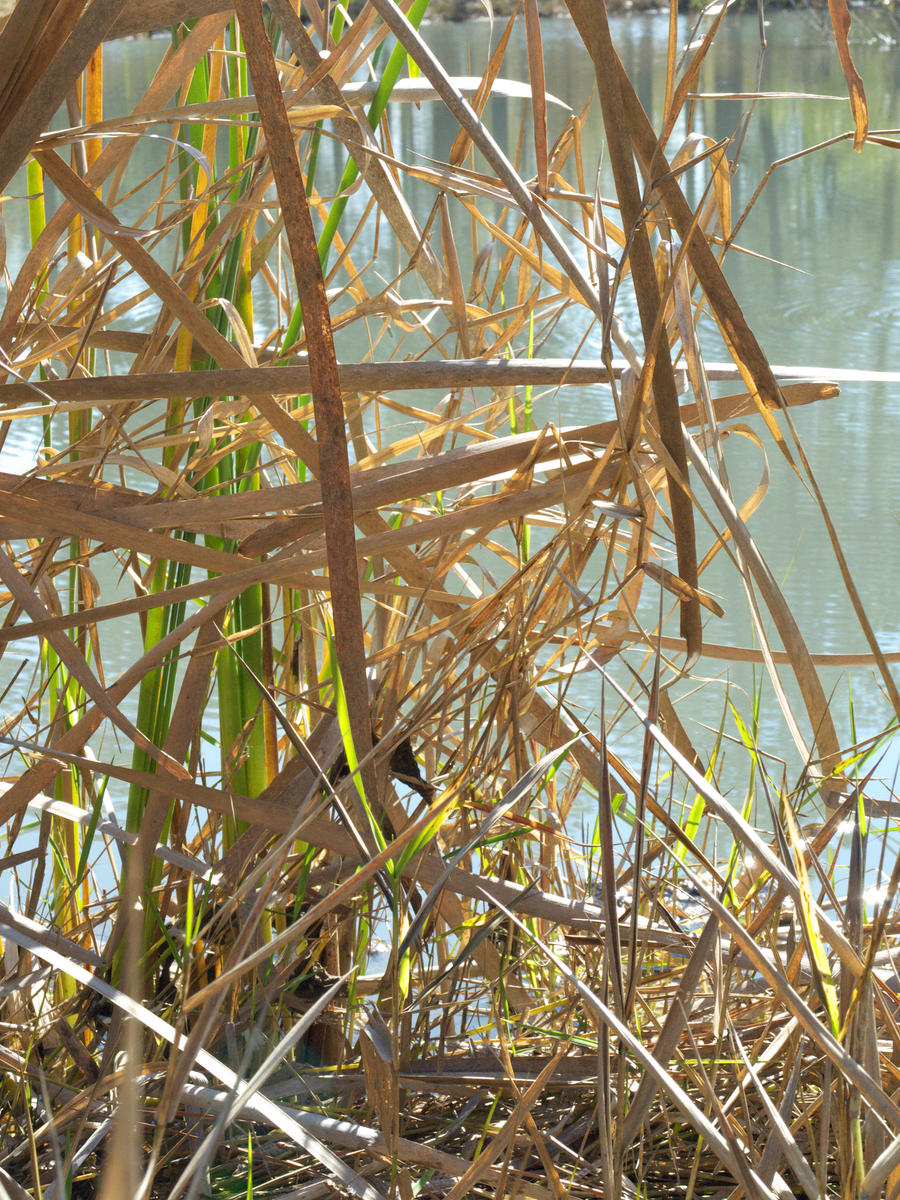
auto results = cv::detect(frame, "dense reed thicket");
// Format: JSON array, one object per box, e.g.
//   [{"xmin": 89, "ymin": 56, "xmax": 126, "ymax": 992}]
[{"xmin": 0, "ymin": 0, "xmax": 897, "ymax": 1197}]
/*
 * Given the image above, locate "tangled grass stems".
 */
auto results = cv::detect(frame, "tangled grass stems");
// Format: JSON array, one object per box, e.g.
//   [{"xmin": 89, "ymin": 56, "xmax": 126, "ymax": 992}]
[{"xmin": 0, "ymin": 1, "xmax": 895, "ymax": 1197}]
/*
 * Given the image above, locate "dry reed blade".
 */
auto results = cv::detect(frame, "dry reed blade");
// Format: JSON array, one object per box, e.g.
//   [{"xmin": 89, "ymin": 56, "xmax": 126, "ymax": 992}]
[
  {"xmin": 0, "ymin": 0, "xmax": 83, "ymax": 133},
  {"xmin": 107, "ymin": 0, "xmax": 235, "ymax": 40},
  {"xmin": 0, "ymin": 12, "xmax": 234, "ymax": 346},
  {"xmin": 564, "ymin": 0, "xmax": 702, "ymax": 661},
  {"xmin": 729, "ymin": 1019, "xmax": 821, "ymax": 1200},
  {"xmin": 0, "ymin": 584, "xmax": 246, "ymax": 825},
  {"xmin": 0, "ymin": 547, "xmax": 189, "ymax": 780},
  {"xmin": 366, "ymin": 0, "xmax": 610, "ymax": 323},
  {"xmin": 523, "ymin": 0, "xmax": 548, "ymax": 195},
  {"xmin": 0, "ymin": 913, "xmax": 389, "ymax": 1200},
  {"xmin": 620, "ymin": 912, "xmax": 720, "ymax": 1144},
  {"xmin": 236, "ymin": 0, "xmax": 377, "ymax": 818},
  {"xmin": 493, "ymin": 895, "xmax": 790, "ymax": 1200},
  {"xmin": 442, "ymin": 1048, "xmax": 569, "ymax": 1200},
  {"xmin": 0, "ymin": 0, "xmax": 131, "ymax": 194},
  {"xmin": 827, "ymin": 0, "xmax": 868, "ymax": 149},
  {"xmin": 268, "ymin": 0, "xmax": 444, "ymax": 294},
  {"xmin": 35, "ymin": 146, "xmax": 322, "ymax": 468}
]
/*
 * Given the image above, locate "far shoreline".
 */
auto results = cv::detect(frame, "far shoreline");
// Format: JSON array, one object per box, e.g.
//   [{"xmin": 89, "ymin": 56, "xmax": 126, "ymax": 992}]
[
  {"xmin": 0, "ymin": 0, "xmax": 855, "ymax": 28},
  {"xmin": 402, "ymin": 0, "xmax": 842, "ymax": 17}
]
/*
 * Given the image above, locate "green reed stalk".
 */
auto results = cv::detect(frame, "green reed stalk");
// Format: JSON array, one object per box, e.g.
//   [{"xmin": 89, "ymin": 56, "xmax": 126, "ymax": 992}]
[
  {"xmin": 125, "ymin": 25, "xmax": 216, "ymax": 848},
  {"xmin": 28, "ymin": 148, "xmax": 92, "ymax": 981},
  {"xmin": 25, "ymin": 160, "xmax": 46, "ymax": 255},
  {"xmin": 125, "ymin": 16, "xmax": 274, "ymax": 857}
]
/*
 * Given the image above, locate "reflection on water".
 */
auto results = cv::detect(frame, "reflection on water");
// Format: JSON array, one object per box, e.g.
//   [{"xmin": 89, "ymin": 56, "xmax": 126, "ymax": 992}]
[
  {"xmin": 2, "ymin": 11, "xmax": 899, "ymax": 809},
  {"xmin": 418, "ymin": 11, "xmax": 900, "ymax": 798}
]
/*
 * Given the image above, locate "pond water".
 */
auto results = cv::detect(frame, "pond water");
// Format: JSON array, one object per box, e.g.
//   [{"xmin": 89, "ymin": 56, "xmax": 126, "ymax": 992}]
[
  {"xmin": 3, "ymin": 8, "xmax": 900, "ymax": 833},
  {"xmin": 417, "ymin": 7, "xmax": 900, "ymax": 817}
]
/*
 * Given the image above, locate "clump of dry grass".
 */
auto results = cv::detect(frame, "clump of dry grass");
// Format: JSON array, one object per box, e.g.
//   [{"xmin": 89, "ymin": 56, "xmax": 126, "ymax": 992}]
[{"xmin": 0, "ymin": 1, "xmax": 896, "ymax": 1198}]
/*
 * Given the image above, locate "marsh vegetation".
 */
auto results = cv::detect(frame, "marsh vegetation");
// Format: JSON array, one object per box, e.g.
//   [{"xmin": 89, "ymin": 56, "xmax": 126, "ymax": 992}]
[{"xmin": 0, "ymin": 1, "xmax": 898, "ymax": 1197}]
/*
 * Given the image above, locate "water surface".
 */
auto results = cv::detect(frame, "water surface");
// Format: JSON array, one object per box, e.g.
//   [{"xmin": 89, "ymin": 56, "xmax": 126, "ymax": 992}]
[{"xmin": 3, "ymin": 10, "xmax": 899, "ymax": 823}]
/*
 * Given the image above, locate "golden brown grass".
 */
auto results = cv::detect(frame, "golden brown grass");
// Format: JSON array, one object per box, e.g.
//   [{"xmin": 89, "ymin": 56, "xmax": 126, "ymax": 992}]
[{"xmin": 0, "ymin": 1, "xmax": 897, "ymax": 1198}]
